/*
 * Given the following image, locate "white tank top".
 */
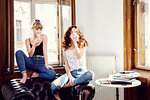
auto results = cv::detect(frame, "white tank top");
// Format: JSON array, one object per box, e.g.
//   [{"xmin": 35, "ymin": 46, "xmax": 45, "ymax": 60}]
[{"xmin": 65, "ymin": 48, "xmax": 84, "ymax": 71}]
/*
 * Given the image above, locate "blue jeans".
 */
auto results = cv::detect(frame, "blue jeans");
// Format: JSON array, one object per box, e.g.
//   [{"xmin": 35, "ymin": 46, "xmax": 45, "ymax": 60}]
[
  {"xmin": 15, "ymin": 50, "xmax": 56, "ymax": 80},
  {"xmin": 51, "ymin": 68, "xmax": 94, "ymax": 95}
]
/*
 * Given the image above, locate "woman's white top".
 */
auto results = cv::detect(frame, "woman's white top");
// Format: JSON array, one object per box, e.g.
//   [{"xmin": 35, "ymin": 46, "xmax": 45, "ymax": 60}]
[{"xmin": 65, "ymin": 48, "xmax": 85, "ymax": 71}]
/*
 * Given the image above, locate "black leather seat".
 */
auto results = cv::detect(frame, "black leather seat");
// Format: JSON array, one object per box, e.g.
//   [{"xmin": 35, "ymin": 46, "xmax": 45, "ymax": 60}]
[
  {"xmin": 1, "ymin": 78, "xmax": 34, "ymax": 100},
  {"xmin": 1, "ymin": 77, "xmax": 95, "ymax": 100}
]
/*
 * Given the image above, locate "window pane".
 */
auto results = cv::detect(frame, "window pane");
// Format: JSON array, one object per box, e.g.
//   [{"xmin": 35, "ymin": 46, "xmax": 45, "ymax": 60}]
[
  {"xmin": 14, "ymin": 0, "xmax": 31, "ymax": 66},
  {"xmin": 17, "ymin": 28, "xmax": 22, "ymax": 41},
  {"xmin": 62, "ymin": 4, "xmax": 71, "ymax": 34},
  {"xmin": 136, "ymin": 0, "xmax": 150, "ymax": 67},
  {"xmin": 16, "ymin": 20, "xmax": 21, "ymax": 27},
  {"xmin": 14, "ymin": 0, "xmax": 72, "ymax": 67},
  {"xmin": 35, "ymin": 3, "xmax": 59, "ymax": 64},
  {"xmin": 16, "ymin": 20, "xmax": 22, "ymax": 41}
]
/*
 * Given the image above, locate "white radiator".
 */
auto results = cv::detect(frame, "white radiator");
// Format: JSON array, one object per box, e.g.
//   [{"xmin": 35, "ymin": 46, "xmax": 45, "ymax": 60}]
[{"xmin": 86, "ymin": 56, "xmax": 117, "ymax": 100}]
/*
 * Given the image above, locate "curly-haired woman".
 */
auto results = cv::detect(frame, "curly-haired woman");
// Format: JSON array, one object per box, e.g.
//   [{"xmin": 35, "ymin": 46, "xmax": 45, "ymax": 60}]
[{"xmin": 51, "ymin": 25, "xmax": 94, "ymax": 100}]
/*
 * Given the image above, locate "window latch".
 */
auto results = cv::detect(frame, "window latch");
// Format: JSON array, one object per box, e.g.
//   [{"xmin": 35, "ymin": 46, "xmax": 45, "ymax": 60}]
[
  {"xmin": 134, "ymin": 48, "xmax": 137, "ymax": 51},
  {"xmin": 133, "ymin": 0, "xmax": 137, "ymax": 5}
]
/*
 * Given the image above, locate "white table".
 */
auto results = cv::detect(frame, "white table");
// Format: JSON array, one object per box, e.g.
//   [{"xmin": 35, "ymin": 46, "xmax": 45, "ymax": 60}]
[{"xmin": 95, "ymin": 78, "xmax": 141, "ymax": 100}]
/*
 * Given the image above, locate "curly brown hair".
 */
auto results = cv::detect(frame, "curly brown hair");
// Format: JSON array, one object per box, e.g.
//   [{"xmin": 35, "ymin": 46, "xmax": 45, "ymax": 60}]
[{"xmin": 62, "ymin": 25, "xmax": 88, "ymax": 50}]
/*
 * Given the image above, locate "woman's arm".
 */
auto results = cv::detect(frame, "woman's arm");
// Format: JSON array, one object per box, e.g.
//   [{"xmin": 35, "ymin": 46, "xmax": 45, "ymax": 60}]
[
  {"xmin": 42, "ymin": 34, "xmax": 54, "ymax": 70},
  {"xmin": 25, "ymin": 38, "xmax": 36, "ymax": 57},
  {"xmin": 73, "ymin": 41, "xmax": 85, "ymax": 59},
  {"xmin": 63, "ymin": 51, "xmax": 75, "ymax": 86},
  {"xmin": 42, "ymin": 35, "xmax": 48, "ymax": 67}
]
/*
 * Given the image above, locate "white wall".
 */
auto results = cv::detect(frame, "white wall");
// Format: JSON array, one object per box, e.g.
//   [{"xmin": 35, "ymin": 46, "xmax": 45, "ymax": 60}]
[
  {"xmin": 76, "ymin": 0, "xmax": 123, "ymax": 71},
  {"xmin": 76, "ymin": 0, "xmax": 124, "ymax": 100}
]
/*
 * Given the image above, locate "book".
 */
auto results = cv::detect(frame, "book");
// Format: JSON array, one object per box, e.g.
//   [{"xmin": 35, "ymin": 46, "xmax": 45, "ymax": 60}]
[{"xmin": 110, "ymin": 80, "xmax": 132, "ymax": 85}]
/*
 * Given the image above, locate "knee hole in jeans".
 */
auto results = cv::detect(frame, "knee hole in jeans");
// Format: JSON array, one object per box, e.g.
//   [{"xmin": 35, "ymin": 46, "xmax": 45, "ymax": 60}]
[{"xmin": 53, "ymin": 78, "xmax": 62, "ymax": 87}]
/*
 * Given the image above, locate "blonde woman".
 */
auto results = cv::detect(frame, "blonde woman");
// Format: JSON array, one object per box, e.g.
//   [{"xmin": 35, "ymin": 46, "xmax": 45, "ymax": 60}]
[{"xmin": 15, "ymin": 20, "xmax": 56, "ymax": 84}]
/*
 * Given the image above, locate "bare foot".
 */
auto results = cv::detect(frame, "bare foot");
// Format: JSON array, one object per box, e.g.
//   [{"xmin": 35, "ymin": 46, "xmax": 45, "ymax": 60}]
[
  {"xmin": 84, "ymin": 90, "xmax": 90, "ymax": 100},
  {"xmin": 20, "ymin": 73, "xmax": 27, "ymax": 84},
  {"xmin": 54, "ymin": 92, "xmax": 61, "ymax": 100},
  {"xmin": 31, "ymin": 72, "xmax": 38, "ymax": 78}
]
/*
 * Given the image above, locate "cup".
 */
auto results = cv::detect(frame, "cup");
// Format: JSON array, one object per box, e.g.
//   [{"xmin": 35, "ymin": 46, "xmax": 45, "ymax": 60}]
[{"xmin": 73, "ymin": 33, "xmax": 78, "ymax": 40}]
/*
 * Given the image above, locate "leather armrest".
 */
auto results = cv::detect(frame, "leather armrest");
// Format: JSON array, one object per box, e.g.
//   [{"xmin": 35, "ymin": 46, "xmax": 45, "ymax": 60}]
[{"xmin": 1, "ymin": 78, "xmax": 34, "ymax": 100}]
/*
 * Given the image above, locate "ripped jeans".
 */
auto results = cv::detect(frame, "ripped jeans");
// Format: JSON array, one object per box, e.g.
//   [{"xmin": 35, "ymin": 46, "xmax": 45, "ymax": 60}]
[{"xmin": 51, "ymin": 68, "xmax": 94, "ymax": 95}]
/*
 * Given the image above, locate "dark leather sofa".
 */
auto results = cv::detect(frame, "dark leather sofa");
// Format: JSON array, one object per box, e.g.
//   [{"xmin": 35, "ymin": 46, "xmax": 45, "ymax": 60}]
[{"xmin": 1, "ymin": 77, "xmax": 95, "ymax": 100}]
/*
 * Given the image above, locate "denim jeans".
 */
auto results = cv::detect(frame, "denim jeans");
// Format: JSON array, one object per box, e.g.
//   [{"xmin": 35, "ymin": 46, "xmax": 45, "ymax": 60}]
[
  {"xmin": 51, "ymin": 68, "xmax": 94, "ymax": 95},
  {"xmin": 15, "ymin": 50, "xmax": 56, "ymax": 80}
]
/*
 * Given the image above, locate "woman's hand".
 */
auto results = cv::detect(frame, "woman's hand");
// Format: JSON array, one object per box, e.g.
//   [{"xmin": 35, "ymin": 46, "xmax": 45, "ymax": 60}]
[
  {"xmin": 46, "ymin": 65, "xmax": 54, "ymax": 70},
  {"xmin": 69, "ymin": 76, "xmax": 75, "ymax": 86},
  {"xmin": 70, "ymin": 33, "xmax": 79, "ymax": 43},
  {"xmin": 33, "ymin": 38, "xmax": 42, "ymax": 47}
]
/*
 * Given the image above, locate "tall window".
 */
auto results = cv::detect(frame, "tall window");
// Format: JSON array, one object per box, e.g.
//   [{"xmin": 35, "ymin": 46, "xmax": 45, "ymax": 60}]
[
  {"xmin": 62, "ymin": 0, "xmax": 71, "ymax": 34},
  {"xmin": 14, "ymin": 0, "xmax": 71, "ymax": 67},
  {"xmin": 135, "ymin": 0, "xmax": 150, "ymax": 69},
  {"xmin": 16, "ymin": 20, "xmax": 22, "ymax": 41},
  {"xmin": 35, "ymin": 3, "xmax": 59, "ymax": 64}
]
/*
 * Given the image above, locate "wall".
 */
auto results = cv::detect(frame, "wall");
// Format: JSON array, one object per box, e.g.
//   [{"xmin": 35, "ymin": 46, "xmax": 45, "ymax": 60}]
[{"xmin": 76, "ymin": 0, "xmax": 123, "ymax": 100}]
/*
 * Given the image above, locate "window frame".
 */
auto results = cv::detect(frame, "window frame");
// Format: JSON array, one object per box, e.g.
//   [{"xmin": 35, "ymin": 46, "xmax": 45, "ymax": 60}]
[
  {"xmin": 124, "ymin": 0, "xmax": 135, "ymax": 71},
  {"xmin": 124, "ymin": 0, "xmax": 150, "ymax": 71},
  {"xmin": 134, "ymin": 0, "xmax": 150, "ymax": 70},
  {"xmin": 8, "ymin": 0, "xmax": 76, "ymax": 74}
]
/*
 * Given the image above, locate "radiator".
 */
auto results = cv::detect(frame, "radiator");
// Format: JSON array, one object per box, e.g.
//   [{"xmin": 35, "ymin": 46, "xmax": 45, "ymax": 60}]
[{"xmin": 86, "ymin": 56, "xmax": 117, "ymax": 100}]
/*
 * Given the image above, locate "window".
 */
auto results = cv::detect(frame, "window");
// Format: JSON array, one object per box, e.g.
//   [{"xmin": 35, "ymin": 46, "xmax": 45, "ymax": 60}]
[
  {"xmin": 124, "ymin": 0, "xmax": 150, "ymax": 70},
  {"xmin": 62, "ymin": 0, "xmax": 71, "ymax": 34},
  {"xmin": 14, "ymin": 0, "xmax": 71, "ymax": 69},
  {"xmin": 14, "ymin": 0, "xmax": 31, "ymax": 60},
  {"xmin": 35, "ymin": 3, "xmax": 59, "ymax": 64},
  {"xmin": 135, "ymin": 0, "xmax": 150, "ymax": 69},
  {"xmin": 16, "ymin": 20, "xmax": 22, "ymax": 41}
]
